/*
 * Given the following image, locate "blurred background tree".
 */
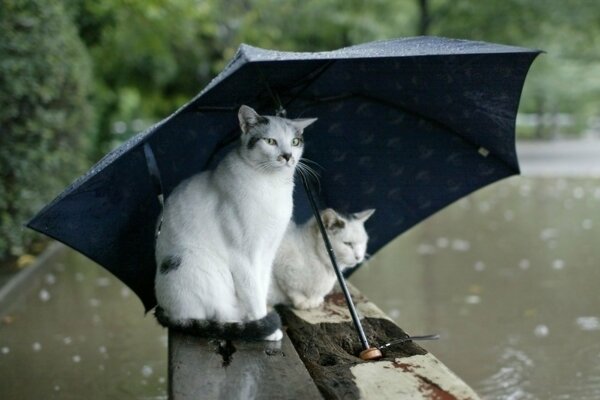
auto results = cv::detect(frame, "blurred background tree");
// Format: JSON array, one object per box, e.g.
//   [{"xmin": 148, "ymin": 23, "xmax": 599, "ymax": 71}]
[
  {"xmin": 1, "ymin": 0, "xmax": 599, "ymax": 263},
  {"xmin": 0, "ymin": 0, "xmax": 93, "ymax": 262}
]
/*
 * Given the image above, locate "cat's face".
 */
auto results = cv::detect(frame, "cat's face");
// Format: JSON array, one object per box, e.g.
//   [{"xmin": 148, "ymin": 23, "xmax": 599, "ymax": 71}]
[
  {"xmin": 321, "ymin": 208, "xmax": 375, "ymax": 269},
  {"xmin": 238, "ymin": 105, "xmax": 316, "ymax": 172}
]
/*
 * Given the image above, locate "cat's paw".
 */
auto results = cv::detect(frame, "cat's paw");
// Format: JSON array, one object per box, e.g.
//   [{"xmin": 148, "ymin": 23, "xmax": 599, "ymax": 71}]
[
  {"xmin": 264, "ymin": 329, "xmax": 283, "ymax": 341},
  {"xmin": 293, "ymin": 297, "xmax": 323, "ymax": 310},
  {"xmin": 307, "ymin": 297, "xmax": 324, "ymax": 309},
  {"xmin": 293, "ymin": 299, "xmax": 313, "ymax": 310}
]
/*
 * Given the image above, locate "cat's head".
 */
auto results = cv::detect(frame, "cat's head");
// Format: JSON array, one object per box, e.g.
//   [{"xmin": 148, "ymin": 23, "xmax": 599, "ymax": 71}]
[
  {"xmin": 320, "ymin": 208, "xmax": 375, "ymax": 269},
  {"xmin": 237, "ymin": 105, "xmax": 317, "ymax": 172}
]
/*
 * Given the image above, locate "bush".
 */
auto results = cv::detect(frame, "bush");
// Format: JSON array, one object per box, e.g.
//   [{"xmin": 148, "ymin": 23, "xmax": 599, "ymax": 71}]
[{"xmin": 0, "ymin": 0, "xmax": 94, "ymax": 260}]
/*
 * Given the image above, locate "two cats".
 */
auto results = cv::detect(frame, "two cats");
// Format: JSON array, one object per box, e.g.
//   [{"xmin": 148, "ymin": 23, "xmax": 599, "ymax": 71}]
[{"xmin": 154, "ymin": 105, "xmax": 373, "ymax": 341}]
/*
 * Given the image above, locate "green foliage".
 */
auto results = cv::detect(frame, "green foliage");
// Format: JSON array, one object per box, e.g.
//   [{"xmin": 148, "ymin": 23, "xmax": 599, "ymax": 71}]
[
  {"xmin": 0, "ymin": 0, "xmax": 94, "ymax": 259},
  {"xmin": 2, "ymin": 0, "xmax": 599, "ymax": 262}
]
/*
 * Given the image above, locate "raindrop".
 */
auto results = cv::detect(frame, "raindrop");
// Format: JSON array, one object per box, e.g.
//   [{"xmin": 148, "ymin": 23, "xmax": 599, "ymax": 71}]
[
  {"xmin": 465, "ymin": 295, "xmax": 481, "ymax": 304},
  {"xmin": 503, "ymin": 210, "xmax": 514, "ymax": 221},
  {"xmin": 89, "ymin": 298, "xmax": 101, "ymax": 307},
  {"xmin": 96, "ymin": 277, "xmax": 111, "ymax": 287},
  {"xmin": 72, "ymin": 355, "xmax": 81, "ymax": 363},
  {"xmin": 75, "ymin": 273, "xmax": 85, "ymax": 282},
  {"xmin": 594, "ymin": 188, "xmax": 600, "ymax": 199},
  {"xmin": 582, "ymin": 219, "xmax": 593, "ymax": 230},
  {"xmin": 388, "ymin": 309, "xmax": 401, "ymax": 319},
  {"xmin": 552, "ymin": 259, "xmax": 565, "ymax": 270},
  {"xmin": 540, "ymin": 228, "xmax": 558, "ymax": 241},
  {"xmin": 39, "ymin": 289, "xmax": 50, "ymax": 302},
  {"xmin": 417, "ymin": 243, "xmax": 436, "ymax": 255},
  {"xmin": 54, "ymin": 385, "xmax": 60, "ymax": 392},
  {"xmin": 519, "ymin": 259, "xmax": 530, "ymax": 270},
  {"xmin": 120, "ymin": 287, "xmax": 131, "ymax": 298},
  {"xmin": 534, "ymin": 324, "xmax": 549, "ymax": 337},
  {"xmin": 576, "ymin": 317, "xmax": 600, "ymax": 331},
  {"xmin": 478, "ymin": 201, "xmax": 491, "ymax": 213},
  {"xmin": 159, "ymin": 377, "xmax": 166, "ymax": 384},
  {"xmin": 99, "ymin": 364, "xmax": 105, "ymax": 371},
  {"xmin": 99, "ymin": 346, "xmax": 107, "ymax": 354},
  {"xmin": 63, "ymin": 337, "xmax": 72, "ymax": 345},
  {"xmin": 45, "ymin": 273, "xmax": 57, "ymax": 285},
  {"xmin": 32, "ymin": 342, "xmax": 42, "ymax": 352},
  {"xmin": 436, "ymin": 237, "xmax": 449, "ymax": 248},
  {"xmin": 451, "ymin": 239, "xmax": 470, "ymax": 252},
  {"xmin": 519, "ymin": 185, "xmax": 531, "ymax": 197},
  {"xmin": 141, "ymin": 365, "xmax": 154, "ymax": 377},
  {"xmin": 1, "ymin": 346, "xmax": 10, "ymax": 354},
  {"xmin": 573, "ymin": 187, "xmax": 585, "ymax": 199},
  {"xmin": 474, "ymin": 261, "xmax": 486, "ymax": 271}
]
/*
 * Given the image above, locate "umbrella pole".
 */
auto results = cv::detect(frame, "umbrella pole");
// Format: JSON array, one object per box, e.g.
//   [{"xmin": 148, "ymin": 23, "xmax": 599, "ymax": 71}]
[{"xmin": 300, "ymin": 174, "xmax": 382, "ymax": 361}]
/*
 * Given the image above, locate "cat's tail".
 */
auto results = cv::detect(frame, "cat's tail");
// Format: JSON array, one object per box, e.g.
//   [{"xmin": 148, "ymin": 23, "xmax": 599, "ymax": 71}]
[{"xmin": 154, "ymin": 306, "xmax": 281, "ymax": 341}]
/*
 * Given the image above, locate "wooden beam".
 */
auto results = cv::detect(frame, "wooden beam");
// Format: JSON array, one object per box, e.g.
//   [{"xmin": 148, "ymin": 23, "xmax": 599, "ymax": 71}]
[
  {"xmin": 277, "ymin": 285, "xmax": 480, "ymax": 400},
  {"xmin": 168, "ymin": 329, "xmax": 323, "ymax": 400}
]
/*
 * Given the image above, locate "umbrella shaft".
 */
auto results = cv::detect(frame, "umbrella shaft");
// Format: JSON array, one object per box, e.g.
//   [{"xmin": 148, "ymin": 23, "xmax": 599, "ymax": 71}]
[{"xmin": 300, "ymin": 175, "xmax": 370, "ymax": 351}]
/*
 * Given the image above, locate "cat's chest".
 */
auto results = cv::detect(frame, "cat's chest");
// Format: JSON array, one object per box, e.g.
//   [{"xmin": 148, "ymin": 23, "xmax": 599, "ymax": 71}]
[{"xmin": 244, "ymin": 181, "xmax": 293, "ymax": 223}]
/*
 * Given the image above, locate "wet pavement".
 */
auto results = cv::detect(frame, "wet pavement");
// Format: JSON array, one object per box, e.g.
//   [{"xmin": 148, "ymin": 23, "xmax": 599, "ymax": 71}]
[
  {"xmin": 0, "ymin": 250, "xmax": 167, "ymax": 399},
  {"xmin": 351, "ymin": 176, "xmax": 600, "ymax": 399}
]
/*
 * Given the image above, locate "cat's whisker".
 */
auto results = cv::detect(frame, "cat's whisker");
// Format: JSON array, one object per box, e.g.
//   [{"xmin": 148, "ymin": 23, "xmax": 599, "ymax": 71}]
[
  {"xmin": 298, "ymin": 161, "xmax": 321, "ymax": 187},
  {"xmin": 296, "ymin": 163, "xmax": 321, "ymax": 192},
  {"xmin": 300, "ymin": 157, "xmax": 324, "ymax": 170}
]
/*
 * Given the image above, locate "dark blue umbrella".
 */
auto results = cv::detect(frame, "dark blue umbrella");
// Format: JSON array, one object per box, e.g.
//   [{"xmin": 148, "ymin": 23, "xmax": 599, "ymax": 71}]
[{"xmin": 27, "ymin": 37, "xmax": 540, "ymax": 318}]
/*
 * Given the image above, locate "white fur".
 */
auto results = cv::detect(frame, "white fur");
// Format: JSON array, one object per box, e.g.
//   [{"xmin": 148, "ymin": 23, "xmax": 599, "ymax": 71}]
[
  {"xmin": 269, "ymin": 208, "xmax": 375, "ymax": 309},
  {"xmin": 155, "ymin": 105, "xmax": 316, "ymax": 340}
]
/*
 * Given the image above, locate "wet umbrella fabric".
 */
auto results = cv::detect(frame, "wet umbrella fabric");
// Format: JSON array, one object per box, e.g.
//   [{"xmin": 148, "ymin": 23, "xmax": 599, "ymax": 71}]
[{"xmin": 27, "ymin": 37, "xmax": 540, "ymax": 311}]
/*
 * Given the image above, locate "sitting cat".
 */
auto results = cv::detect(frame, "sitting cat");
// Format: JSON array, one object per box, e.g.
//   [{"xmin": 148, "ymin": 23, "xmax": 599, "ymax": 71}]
[
  {"xmin": 154, "ymin": 105, "xmax": 317, "ymax": 341},
  {"xmin": 269, "ymin": 208, "xmax": 375, "ymax": 310}
]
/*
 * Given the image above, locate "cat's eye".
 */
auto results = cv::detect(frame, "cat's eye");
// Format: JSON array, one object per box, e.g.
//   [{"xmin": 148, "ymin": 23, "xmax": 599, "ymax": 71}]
[
  {"xmin": 264, "ymin": 138, "xmax": 277, "ymax": 146},
  {"xmin": 291, "ymin": 137, "xmax": 303, "ymax": 147},
  {"xmin": 344, "ymin": 242, "xmax": 353, "ymax": 248}
]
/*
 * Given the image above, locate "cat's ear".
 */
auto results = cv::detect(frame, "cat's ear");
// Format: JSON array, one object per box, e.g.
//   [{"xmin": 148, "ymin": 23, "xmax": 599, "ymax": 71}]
[
  {"xmin": 353, "ymin": 209, "xmax": 375, "ymax": 223},
  {"xmin": 238, "ymin": 105, "xmax": 268, "ymax": 134},
  {"xmin": 290, "ymin": 118, "xmax": 318, "ymax": 133},
  {"xmin": 321, "ymin": 208, "xmax": 346, "ymax": 231}
]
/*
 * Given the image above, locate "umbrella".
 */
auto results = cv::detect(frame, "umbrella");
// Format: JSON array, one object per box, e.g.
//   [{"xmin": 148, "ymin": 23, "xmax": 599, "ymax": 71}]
[{"xmin": 27, "ymin": 37, "xmax": 540, "ymax": 328}]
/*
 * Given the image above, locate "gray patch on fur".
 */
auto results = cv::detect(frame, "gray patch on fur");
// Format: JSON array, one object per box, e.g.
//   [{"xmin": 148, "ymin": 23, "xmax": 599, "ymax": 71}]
[
  {"xmin": 247, "ymin": 136, "xmax": 261, "ymax": 150},
  {"xmin": 160, "ymin": 256, "xmax": 182, "ymax": 274}
]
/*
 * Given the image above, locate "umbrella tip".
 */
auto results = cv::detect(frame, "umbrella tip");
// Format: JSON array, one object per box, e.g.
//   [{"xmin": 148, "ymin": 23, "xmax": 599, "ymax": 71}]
[{"xmin": 359, "ymin": 347, "xmax": 383, "ymax": 361}]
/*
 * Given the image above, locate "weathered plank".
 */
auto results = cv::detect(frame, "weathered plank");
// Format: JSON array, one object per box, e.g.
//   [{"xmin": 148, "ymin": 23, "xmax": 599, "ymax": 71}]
[
  {"xmin": 169, "ymin": 329, "xmax": 323, "ymax": 400},
  {"xmin": 277, "ymin": 285, "xmax": 480, "ymax": 400}
]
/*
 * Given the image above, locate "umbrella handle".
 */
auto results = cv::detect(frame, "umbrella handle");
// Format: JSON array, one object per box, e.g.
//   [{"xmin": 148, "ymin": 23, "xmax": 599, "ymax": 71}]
[{"xmin": 300, "ymin": 174, "xmax": 381, "ymax": 361}]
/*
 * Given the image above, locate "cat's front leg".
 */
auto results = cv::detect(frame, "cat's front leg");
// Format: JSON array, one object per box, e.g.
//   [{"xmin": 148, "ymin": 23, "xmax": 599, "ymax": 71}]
[{"xmin": 229, "ymin": 255, "xmax": 269, "ymax": 320}]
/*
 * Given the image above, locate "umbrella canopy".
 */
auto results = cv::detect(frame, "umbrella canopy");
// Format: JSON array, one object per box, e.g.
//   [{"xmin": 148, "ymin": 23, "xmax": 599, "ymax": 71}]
[{"xmin": 28, "ymin": 37, "xmax": 540, "ymax": 311}]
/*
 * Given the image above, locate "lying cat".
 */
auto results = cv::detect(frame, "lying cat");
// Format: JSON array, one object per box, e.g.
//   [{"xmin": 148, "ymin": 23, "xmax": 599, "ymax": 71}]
[
  {"xmin": 154, "ymin": 105, "xmax": 316, "ymax": 341},
  {"xmin": 269, "ymin": 208, "xmax": 374, "ymax": 310}
]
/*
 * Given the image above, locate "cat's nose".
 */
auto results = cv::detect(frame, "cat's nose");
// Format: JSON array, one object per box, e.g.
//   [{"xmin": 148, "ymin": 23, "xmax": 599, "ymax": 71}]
[{"xmin": 281, "ymin": 153, "xmax": 292, "ymax": 162}]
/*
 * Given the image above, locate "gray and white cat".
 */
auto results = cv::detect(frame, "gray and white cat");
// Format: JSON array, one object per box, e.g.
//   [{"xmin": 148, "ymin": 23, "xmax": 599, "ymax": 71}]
[
  {"xmin": 269, "ymin": 208, "xmax": 374, "ymax": 309},
  {"xmin": 154, "ymin": 105, "xmax": 316, "ymax": 341}
]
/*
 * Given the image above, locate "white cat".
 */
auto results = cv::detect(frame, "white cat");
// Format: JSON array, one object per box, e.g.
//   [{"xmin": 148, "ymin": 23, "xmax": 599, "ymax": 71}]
[
  {"xmin": 154, "ymin": 105, "xmax": 316, "ymax": 341},
  {"xmin": 269, "ymin": 208, "xmax": 375, "ymax": 310}
]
